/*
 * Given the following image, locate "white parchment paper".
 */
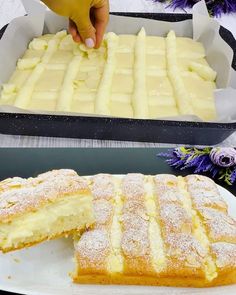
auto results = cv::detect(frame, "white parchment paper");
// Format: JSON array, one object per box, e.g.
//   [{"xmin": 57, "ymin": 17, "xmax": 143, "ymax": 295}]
[{"xmin": 0, "ymin": 0, "xmax": 236, "ymax": 123}]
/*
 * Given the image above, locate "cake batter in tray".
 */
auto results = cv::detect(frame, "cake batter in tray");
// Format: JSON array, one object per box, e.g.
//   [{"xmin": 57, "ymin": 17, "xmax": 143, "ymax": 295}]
[{"xmin": 0, "ymin": 29, "xmax": 217, "ymax": 121}]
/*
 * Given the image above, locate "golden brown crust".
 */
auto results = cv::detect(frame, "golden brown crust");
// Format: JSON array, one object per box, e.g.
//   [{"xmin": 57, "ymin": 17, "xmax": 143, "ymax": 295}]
[
  {"xmin": 211, "ymin": 242, "xmax": 236, "ymax": 276},
  {"xmin": 0, "ymin": 169, "xmax": 90, "ymax": 223},
  {"xmin": 75, "ymin": 229, "xmax": 111, "ymax": 275},
  {"xmin": 154, "ymin": 175, "xmax": 184, "ymax": 206},
  {"xmin": 159, "ymin": 204, "xmax": 192, "ymax": 235},
  {"xmin": 121, "ymin": 174, "xmax": 155, "ymax": 276},
  {"xmin": 93, "ymin": 199, "xmax": 113, "ymax": 228},
  {"xmin": 198, "ymin": 207, "xmax": 236, "ymax": 243},
  {"xmin": 75, "ymin": 174, "xmax": 116, "ymax": 275},
  {"xmin": 91, "ymin": 174, "xmax": 115, "ymax": 201},
  {"xmin": 73, "ymin": 271, "xmax": 236, "ymax": 287},
  {"xmin": 154, "ymin": 175, "xmax": 207, "ymax": 278},
  {"xmin": 186, "ymin": 174, "xmax": 228, "ymax": 212},
  {"xmin": 165, "ymin": 233, "xmax": 207, "ymax": 278},
  {"xmin": 74, "ymin": 173, "xmax": 236, "ymax": 287}
]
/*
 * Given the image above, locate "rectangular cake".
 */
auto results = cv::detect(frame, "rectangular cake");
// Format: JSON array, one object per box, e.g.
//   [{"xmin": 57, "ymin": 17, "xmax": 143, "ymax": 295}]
[
  {"xmin": 0, "ymin": 29, "xmax": 217, "ymax": 121},
  {"xmin": 73, "ymin": 174, "xmax": 236, "ymax": 287},
  {"xmin": 0, "ymin": 169, "xmax": 94, "ymax": 253}
]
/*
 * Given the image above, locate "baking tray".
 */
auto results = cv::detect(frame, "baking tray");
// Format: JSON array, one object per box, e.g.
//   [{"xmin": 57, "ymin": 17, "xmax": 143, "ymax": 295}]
[
  {"xmin": 0, "ymin": 13, "xmax": 236, "ymax": 145},
  {"xmin": 0, "ymin": 148, "xmax": 235, "ymax": 295}
]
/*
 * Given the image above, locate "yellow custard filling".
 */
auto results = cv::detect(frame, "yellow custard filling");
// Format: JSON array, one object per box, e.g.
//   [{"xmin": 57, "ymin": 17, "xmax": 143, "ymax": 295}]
[{"xmin": 0, "ymin": 194, "xmax": 94, "ymax": 249}]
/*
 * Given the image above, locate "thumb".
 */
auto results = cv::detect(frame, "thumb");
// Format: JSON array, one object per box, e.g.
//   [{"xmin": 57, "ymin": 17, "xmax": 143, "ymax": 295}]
[{"xmin": 72, "ymin": 9, "xmax": 96, "ymax": 48}]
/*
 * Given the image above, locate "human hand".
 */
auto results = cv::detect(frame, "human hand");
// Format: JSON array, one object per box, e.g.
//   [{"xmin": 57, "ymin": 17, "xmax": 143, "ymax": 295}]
[{"xmin": 41, "ymin": 0, "xmax": 109, "ymax": 48}]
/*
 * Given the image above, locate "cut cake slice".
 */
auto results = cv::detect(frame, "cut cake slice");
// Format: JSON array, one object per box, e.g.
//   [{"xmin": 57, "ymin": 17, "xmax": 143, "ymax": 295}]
[{"xmin": 0, "ymin": 169, "xmax": 94, "ymax": 252}]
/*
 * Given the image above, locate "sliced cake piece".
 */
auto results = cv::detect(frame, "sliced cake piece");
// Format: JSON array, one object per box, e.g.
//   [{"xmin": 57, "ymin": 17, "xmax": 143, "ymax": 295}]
[{"xmin": 0, "ymin": 169, "xmax": 94, "ymax": 253}]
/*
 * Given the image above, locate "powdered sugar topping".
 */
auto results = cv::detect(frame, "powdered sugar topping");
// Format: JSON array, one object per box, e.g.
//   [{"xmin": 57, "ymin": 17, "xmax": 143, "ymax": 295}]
[
  {"xmin": 166, "ymin": 233, "xmax": 207, "ymax": 267},
  {"xmin": 0, "ymin": 169, "xmax": 88, "ymax": 221},
  {"xmin": 199, "ymin": 208, "xmax": 236, "ymax": 242},
  {"xmin": 122, "ymin": 174, "xmax": 145, "ymax": 199},
  {"xmin": 211, "ymin": 242, "xmax": 236, "ymax": 268},
  {"xmin": 160, "ymin": 204, "xmax": 192, "ymax": 234},
  {"xmin": 121, "ymin": 228, "xmax": 150, "ymax": 257},
  {"xmin": 75, "ymin": 229, "xmax": 110, "ymax": 262},
  {"xmin": 93, "ymin": 199, "xmax": 113, "ymax": 226},
  {"xmin": 91, "ymin": 174, "xmax": 114, "ymax": 200}
]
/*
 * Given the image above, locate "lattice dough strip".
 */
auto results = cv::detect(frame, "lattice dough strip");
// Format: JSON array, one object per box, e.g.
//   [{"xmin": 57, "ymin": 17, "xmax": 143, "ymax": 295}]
[
  {"xmin": 14, "ymin": 32, "xmax": 65, "ymax": 109},
  {"xmin": 56, "ymin": 54, "xmax": 82, "ymax": 112},
  {"xmin": 0, "ymin": 30, "xmax": 218, "ymax": 121},
  {"xmin": 189, "ymin": 61, "xmax": 217, "ymax": 82},
  {"xmin": 132, "ymin": 28, "xmax": 149, "ymax": 119},
  {"xmin": 95, "ymin": 32, "xmax": 119, "ymax": 116},
  {"xmin": 166, "ymin": 31, "xmax": 194, "ymax": 115}
]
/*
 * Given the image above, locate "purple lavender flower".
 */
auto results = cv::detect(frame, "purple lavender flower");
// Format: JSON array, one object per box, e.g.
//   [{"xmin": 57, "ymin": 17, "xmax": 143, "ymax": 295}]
[
  {"xmin": 151, "ymin": 0, "xmax": 236, "ymax": 16},
  {"xmin": 231, "ymin": 168, "xmax": 236, "ymax": 183},
  {"xmin": 210, "ymin": 166, "xmax": 220, "ymax": 178},
  {"xmin": 194, "ymin": 155, "xmax": 213, "ymax": 173},
  {"xmin": 158, "ymin": 147, "xmax": 236, "ymax": 185},
  {"xmin": 210, "ymin": 148, "xmax": 236, "ymax": 167},
  {"xmin": 173, "ymin": 147, "xmax": 184, "ymax": 158}
]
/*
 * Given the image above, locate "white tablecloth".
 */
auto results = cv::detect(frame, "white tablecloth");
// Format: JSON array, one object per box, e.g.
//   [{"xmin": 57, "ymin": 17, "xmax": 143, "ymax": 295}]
[{"xmin": 0, "ymin": 0, "xmax": 235, "ymax": 147}]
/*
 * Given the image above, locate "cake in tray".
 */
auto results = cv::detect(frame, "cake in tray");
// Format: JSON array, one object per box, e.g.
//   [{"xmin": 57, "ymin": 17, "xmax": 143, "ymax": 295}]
[
  {"xmin": 0, "ymin": 29, "xmax": 217, "ymax": 121},
  {"xmin": 73, "ymin": 174, "xmax": 236, "ymax": 287},
  {"xmin": 0, "ymin": 169, "xmax": 94, "ymax": 253}
]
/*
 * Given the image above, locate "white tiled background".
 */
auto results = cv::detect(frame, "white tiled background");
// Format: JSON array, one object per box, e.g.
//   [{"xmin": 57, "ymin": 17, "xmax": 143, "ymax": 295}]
[{"xmin": 0, "ymin": 0, "xmax": 235, "ymax": 147}]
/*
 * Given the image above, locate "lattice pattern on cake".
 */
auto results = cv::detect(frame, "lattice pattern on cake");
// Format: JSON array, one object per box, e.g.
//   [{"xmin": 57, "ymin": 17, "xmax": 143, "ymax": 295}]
[
  {"xmin": 74, "ymin": 174, "xmax": 236, "ymax": 286},
  {"xmin": 0, "ymin": 29, "xmax": 217, "ymax": 120}
]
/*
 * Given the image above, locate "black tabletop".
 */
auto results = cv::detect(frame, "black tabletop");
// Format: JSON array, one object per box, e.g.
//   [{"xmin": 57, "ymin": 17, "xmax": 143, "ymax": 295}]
[{"xmin": 0, "ymin": 148, "xmax": 235, "ymax": 295}]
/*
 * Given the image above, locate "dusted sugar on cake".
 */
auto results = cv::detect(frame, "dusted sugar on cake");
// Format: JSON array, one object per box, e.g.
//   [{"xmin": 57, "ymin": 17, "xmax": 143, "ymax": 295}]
[
  {"xmin": 0, "ymin": 169, "xmax": 94, "ymax": 253},
  {"xmin": 0, "ymin": 29, "xmax": 217, "ymax": 121},
  {"xmin": 73, "ymin": 174, "xmax": 236, "ymax": 287}
]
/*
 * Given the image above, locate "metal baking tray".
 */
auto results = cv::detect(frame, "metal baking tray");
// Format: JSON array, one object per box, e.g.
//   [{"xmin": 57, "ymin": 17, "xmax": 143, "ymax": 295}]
[{"xmin": 0, "ymin": 13, "xmax": 235, "ymax": 145}]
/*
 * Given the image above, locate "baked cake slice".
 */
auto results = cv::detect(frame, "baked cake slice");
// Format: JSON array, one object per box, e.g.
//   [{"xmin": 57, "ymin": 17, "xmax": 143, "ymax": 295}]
[
  {"xmin": 0, "ymin": 169, "xmax": 94, "ymax": 253},
  {"xmin": 73, "ymin": 174, "xmax": 236, "ymax": 287}
]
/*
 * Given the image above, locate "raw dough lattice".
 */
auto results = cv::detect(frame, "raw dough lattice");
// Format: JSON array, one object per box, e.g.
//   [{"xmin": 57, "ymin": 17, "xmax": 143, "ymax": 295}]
[{"xmin": 0, "ymin": 29, "xmax": 217, "ymax": 120}]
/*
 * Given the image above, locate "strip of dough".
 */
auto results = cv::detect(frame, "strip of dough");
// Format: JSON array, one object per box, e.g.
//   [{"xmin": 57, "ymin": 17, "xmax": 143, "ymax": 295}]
[
  {"xmin": 56, "ymin": 54, "xmax": 82, "ymax": 112},
  {"xmin": 132, "ymin": 28, "xmax": 149, "ymax": 119},
  {"xmin": 14, "ymin": 32, "xmax": 64, "ymax": 109},
  {"xmin": 166, "ymin": 30, "xmax": 193, "ymax": 115},
  {"xmin": 95, "ymin": 32, "xmax": 119, "ymax": 115}
]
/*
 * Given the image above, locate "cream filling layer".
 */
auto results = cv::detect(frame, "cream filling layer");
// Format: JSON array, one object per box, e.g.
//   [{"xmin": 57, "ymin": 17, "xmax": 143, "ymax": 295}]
[
  {"xmin": 0, "ymin": 194, "xmax": 94, "ymax": 249},
  {"xmin": 145, "ymin": 176, "xmax": 166, "ymax": 273}
]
